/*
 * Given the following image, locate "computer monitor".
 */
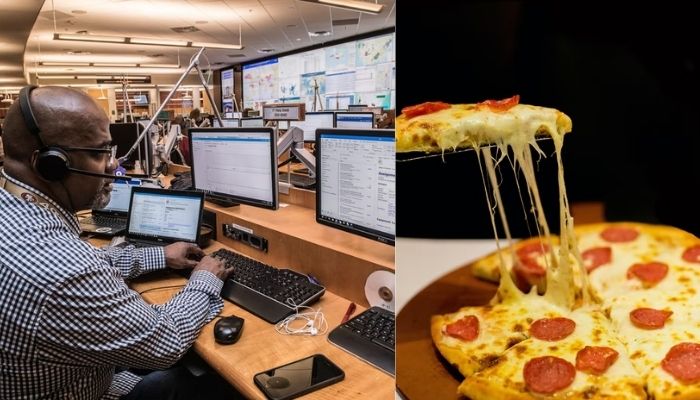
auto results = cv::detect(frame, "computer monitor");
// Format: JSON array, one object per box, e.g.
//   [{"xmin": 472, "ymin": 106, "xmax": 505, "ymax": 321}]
[
  {"xmin": 240, "ymin": 117, "xmax": 264, "ymax": 128},
  {"xmin": 189, "ymin": 128, "xmax": 279, "ymax": 210},
  {"xmin": 213, "ymin": 118, "xmax": 240, "ymax": 128},
  {"xmin": 109, "ymin": 122, "xmax": 152, "ymax": 170},
  {"xmin": 126, "ymin": 187, "xmax": 204, "ymax": 244},
  {"xmin": 335, "ymin": 112, "xmax": 374, "ymax": 129},
  {"xmin": 315, "ymin": 128, "xmax": 395, "ymax": 245},
  {"xmin": 289, "ymin": 111, "xmax": 336, "ymax": 142},
  {"xmin": 98, "ymin": 181, "xmax": 137, "ymax": 213}
]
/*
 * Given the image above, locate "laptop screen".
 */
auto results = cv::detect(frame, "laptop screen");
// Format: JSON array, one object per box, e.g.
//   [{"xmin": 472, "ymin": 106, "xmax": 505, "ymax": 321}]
[
  {"xmin": 98, "ymin": 181, "xmax": 138, "ymax": 213},
  {"xmin": 126, "ymin": 188, "xmax": 203, "ymax": 243}
]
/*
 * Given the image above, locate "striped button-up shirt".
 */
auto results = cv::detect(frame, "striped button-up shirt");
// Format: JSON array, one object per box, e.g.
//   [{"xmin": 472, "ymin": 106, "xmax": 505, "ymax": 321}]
[{"xmin": 0, "ymin": 170, "xmax": 224, "ymax": 399}]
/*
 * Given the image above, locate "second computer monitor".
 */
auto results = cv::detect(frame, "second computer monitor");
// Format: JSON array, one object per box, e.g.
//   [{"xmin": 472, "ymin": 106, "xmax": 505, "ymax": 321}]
[
  {"xmin": 189, "ymin": 128, "xmax": 278, "ymax": 210},
  {"xmin": 240, "ymin": 117, "xmax": 265, "ymax": 128},
  {"xmin": 289, "ymin": 111, "xmax": 336, "ymax": 142},
  {"xmin": 315, "ymin": 128, "xmax": 395, "ymax": 245},
  {"xmin": 335, "ymin": 112, "xmax": 374, "ymax": 129}
]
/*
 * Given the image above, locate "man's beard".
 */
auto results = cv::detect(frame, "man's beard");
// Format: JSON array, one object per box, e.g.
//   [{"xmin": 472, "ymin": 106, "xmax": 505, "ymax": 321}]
[{"xmin": 89, "ymin": 180, "xmax": 112, "ymax": 210}]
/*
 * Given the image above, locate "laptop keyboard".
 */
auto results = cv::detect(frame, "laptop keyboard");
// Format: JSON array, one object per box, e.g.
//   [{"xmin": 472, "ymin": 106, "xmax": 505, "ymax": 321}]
[
  {"xmin": 82, "ymin": 215, "xmax": 125, "ymax": 228},
  {"xmin": 213, "ymin": 248, "xmax": 325, "ymax": 323},
  {"xmin": 328, "ymin": 306, "xmax": 395, "ymax": 376}
]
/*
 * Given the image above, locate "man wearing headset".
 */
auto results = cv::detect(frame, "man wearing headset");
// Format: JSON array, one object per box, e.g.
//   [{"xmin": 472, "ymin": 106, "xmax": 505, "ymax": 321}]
[{"xmin": 0, "ymin": 86, "xmax": 234, "ymax": 399}]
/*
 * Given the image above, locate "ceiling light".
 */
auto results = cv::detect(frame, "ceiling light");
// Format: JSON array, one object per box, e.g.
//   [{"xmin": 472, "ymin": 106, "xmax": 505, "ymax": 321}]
[
  {"xmin": 129, "ymin": 37, "xmax": 189, "ymax": 46},
  {"xmin": 308, "ymin": 30, "xmax": 331, "ymax": 37},
  {"xmin": 191, "ymin": 41, "xmax": 243, "ymax": 50},
  {"xmin": 300, "ymin": 0, "xmax": 383, "ymax": 14},
  {"xmin": 140, "ymin": 63, "xmax": 180, "ymax": 68},
  {"xmin": 38, "ymin": 75, "xmax": 150, "ymax": 80},
  {"xmin": 39, "ymin": 61, "xmax": 89, "ymax": 67},
  {"xmin": 35, "ymin": 61, "xmax": 181, "ymax": 69},
  {"xmin": 257, "ymin": 48, "xmax": 275, "ymax": 54},
  {"xmin": 93, "ymin": 62, "xmax": 139, "ymax": 67},
  {"xmin": 53, "ymin": 29, "xmax": 244, "ymax": 50},
  {"xmin": 54, "ymin": 33, "xmax": 125, "ymax": 43}
]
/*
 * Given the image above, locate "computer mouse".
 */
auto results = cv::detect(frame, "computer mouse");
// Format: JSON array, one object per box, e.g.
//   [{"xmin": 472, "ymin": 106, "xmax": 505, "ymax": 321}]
[
  {"xmin": 214, "ymin": 315, "xmax": 244, "ymax": 345},
  {"xmin": 266, "ymin": 376, "xmax": 291, "ymax": 389}
]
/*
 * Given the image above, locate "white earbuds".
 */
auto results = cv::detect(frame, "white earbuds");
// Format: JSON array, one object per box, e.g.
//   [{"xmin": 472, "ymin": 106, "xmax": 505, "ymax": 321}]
[{"xmin": 275, "ymin": 301, "xmax": 327, "ymax": 337}]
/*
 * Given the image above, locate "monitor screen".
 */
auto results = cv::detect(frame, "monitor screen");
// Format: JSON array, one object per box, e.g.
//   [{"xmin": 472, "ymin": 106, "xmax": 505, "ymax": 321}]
[
  {"xmin": 126, "ymin": 188, "xmax": 203, "ymax": 243},
  {"xmin": 189, "ymin": 128, "xmax": 278, "ymax": 209},
  {"xmin": 335, "ymin": 112, "xmax": 374, "ymax": 129},
  {"xmin": 98, "ymin": 181, "xmax": 138, "ymax": 213},
  {"xmin": 289, "ymin": 112, "xmax": 336, "ymax": 142},
  {"xmin": 316, "ymin": 128, "xmax": 395, "ymax": 245},
  {"xmin": 109, "ymin": 122, "xmax": 152, "ymax": 169},
  {"xmin": 213, "ymin": 118, "xmax": 240, "ymax": 128},
  {"xmin": 133, "ymin": 94, "xmax": 149, "ymax": 106},
  {"xmin": 240, "ymin": 117, "xmax": 264, "ymax": 128}
]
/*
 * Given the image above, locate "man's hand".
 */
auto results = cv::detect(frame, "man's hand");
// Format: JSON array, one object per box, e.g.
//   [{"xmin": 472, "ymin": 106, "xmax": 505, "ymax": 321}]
[
  {"xmin": 193, "ymin": 256, "xmax": 233, "ymax": 281},
  {"xmin": 163, "ymin": 242, "xmax": 205, "ymax": 270}
]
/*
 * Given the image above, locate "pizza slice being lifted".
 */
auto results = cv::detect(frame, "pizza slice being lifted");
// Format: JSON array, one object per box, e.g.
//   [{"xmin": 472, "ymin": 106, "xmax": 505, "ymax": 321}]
[{"xmin": 395, "ymin": 95, "xmax": 573, "ymax": 153}]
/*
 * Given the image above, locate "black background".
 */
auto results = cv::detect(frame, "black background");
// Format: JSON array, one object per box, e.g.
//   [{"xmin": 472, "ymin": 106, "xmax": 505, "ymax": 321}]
[{"xmin": 396, "ymin": 1, "xmax": 700, "ymax": 238}]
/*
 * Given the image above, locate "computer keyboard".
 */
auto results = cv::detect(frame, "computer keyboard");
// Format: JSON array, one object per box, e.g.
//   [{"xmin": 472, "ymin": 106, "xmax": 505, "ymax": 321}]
[
  {"xmin": 328, "ymin": 306, "xmax": 395, "ymax": 376},
  {"xmin": 82, "ymin": 215, "xmax": 126, "ymax": 228},
  {"xmin": 279, "ymin": 172, "xmax": 316, "ymax": 189},
  {"xmin": 214, "ymin": 248, "xmax": 325, "ymax": 323}
]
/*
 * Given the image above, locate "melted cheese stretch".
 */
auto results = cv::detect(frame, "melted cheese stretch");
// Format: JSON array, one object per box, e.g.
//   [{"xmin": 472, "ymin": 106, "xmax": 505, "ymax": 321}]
[
  {"xmin": 477, "ymin": 122, "xmax": 583, "ymax": 310},
  {"xmin": 395, "ymin": 103, "xmax": 573, "ymax": 153}
]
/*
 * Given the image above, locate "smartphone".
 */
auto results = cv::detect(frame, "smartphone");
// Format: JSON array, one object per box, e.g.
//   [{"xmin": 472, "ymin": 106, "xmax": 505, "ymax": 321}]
[{"xmin": 253, "ymin": 354, "xmax": 345, "ymax": 400}]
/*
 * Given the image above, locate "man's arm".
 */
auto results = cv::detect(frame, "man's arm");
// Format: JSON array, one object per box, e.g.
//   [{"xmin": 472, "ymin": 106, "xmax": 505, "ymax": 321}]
[
  {"xmin": 96, "ymin": 242, "xmax": 203, "ymax": 279},
  {"xmin": 37, "ymin": 259, "xmax": 225, "ymax": 370},
  {"xmin": 97, "ymin": 245, "xmax": 165, "ymax": 279}
]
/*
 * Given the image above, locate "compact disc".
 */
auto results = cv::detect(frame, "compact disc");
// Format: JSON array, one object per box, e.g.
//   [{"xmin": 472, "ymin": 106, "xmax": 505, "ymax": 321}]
[{"xmin": 364, "ymin": 270, "xmax": 395, "ymax": 312}]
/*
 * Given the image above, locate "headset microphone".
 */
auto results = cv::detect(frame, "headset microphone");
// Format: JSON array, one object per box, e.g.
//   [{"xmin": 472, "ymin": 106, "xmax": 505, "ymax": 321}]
[{"xmin": 66, "ymin": 168, "xmax": 134, "ymax": 180}]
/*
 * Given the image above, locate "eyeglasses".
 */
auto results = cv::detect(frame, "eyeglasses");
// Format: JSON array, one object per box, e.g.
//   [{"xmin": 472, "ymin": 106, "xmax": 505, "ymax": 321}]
[{"xmin": 61, "ymin": 145, "xmax": 117, "ymax": 166}]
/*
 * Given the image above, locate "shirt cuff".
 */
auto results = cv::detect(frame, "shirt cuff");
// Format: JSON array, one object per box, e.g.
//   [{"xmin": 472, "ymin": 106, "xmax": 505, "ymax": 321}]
[
  {"xmin": 187, "ymin": 270, "xmax": 224, "ymax": 295},
  {"xmin": 186, "ymin": 270, "xmax": 225, "ymax": 320},
  {"xmin": 138, "ymin": 246, "xmax": 166, "ymax": 273}
]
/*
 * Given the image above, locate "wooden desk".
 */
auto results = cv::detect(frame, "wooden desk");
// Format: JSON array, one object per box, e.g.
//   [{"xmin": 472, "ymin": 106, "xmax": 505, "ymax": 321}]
[{"xmin": 126, "ymin": 242, "xmax": 395, "ymax": 400}]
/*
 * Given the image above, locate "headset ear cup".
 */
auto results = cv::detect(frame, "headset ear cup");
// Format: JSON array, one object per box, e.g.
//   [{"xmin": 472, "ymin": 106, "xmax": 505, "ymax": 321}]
[{"xmin": 35, "ymin": 147, "xmax": 70, "ymax": 181}]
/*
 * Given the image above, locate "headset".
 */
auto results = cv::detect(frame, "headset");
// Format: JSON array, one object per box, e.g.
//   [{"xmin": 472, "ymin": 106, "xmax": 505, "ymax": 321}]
[{"xmin": 18, "ymin": 85, "xmax": 132, "ymax": 181}]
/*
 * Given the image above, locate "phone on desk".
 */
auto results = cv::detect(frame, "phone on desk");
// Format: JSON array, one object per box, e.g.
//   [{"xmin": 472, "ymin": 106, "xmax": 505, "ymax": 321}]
[{"xmin": 253, "ymin": 354, "xmax": 344, "ymax": 400}]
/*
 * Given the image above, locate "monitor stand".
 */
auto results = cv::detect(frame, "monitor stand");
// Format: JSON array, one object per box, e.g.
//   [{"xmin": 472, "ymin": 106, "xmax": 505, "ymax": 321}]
[{"xmin": 205, "ymin": 194, "xmax": 240, "ymax": 208}]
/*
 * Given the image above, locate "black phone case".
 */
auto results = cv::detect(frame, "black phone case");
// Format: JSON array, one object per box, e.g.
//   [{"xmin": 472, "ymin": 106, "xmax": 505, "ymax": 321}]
[{"xmin": 253, "ymin": 354, "xmax": 345, "ymax": 400}]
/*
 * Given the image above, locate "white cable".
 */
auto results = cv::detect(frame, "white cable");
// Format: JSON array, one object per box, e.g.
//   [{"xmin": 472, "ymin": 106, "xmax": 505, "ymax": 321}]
[{"xmin": 275, "ymin": 300, "xmax": 328, "ymax": 336}]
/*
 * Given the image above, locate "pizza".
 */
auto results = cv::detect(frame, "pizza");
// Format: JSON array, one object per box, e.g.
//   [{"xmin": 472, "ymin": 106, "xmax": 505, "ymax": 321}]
[
  {"xmin": 434, "ymin": 222, "xmax": 700, "ymax": 399},
  {"xmin": 395, "ymin": 96, "xmax": 573, "ymax": 154},
  {"xmin": 397, "ymin": 99, "xmax": 700, "ymax": 398}
]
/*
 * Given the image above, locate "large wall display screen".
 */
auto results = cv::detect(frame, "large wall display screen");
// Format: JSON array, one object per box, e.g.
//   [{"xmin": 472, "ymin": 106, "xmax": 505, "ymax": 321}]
[{"xmin": 242, "ymin": 33, "xmax": 395, "ymax": 113}]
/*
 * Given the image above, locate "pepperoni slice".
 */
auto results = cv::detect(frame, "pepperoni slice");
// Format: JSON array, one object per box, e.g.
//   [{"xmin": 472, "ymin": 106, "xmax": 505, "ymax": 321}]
[
  {"xmin": 513, "ymin": 242, "xmax": 549, "ymax": 292},
  {"xmin": 529, "ymin": 317, "xmax": 576, "ymax": 341},
  {"xmin": 682, "ymin": 245, "xmax": 700, "ymax": 263},
  {"xmin": 662, "ymin": 343, "xmax": 700, "ymax": 384},
  {"xmin": 627, "ymin": 262, "xmax": 669, "ymax": 285},
  {"xmin": 400, "ymin": 101, "xmax": 450, "ymax": 119},
  {"xmin": 600, "ymin": 226, "xmax": 639, "ymax": 243},
  {"xmin": 523, "ymin": 356, "xmax": 576, "ymax": 394},
  {"xmin": 581, "ymin": 247, "xmax": 612, "ymax": 272},
  {"xmin": 576, "ymin": 346, "xmax": 619, "ymax": 375},
  {"xmin": 629, "ymin": 308, "xmax": 673, "ymax": 329},
  {"xmin": 477, "ymin": 95, "xmax": 520, "ymax": 112},
  {"xmin": 445, "ymin": 315, "xmax": 479, "ymax": 341}
]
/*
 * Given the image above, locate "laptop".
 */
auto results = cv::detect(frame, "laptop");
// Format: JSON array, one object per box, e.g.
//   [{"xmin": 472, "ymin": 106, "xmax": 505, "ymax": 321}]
[
  {"xmin": 80, "ymin": 180, "xmax": 140, "ymax": 236},
  {"xmin": 122, "ymin": 187, "xmax": 204, "ymax": 247}
]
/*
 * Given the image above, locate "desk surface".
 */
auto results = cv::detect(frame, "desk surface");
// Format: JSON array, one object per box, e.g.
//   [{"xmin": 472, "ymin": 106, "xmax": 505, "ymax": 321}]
[{"xmin": 118, "ymin": 241, "xmax": 395, "ymax": 400}]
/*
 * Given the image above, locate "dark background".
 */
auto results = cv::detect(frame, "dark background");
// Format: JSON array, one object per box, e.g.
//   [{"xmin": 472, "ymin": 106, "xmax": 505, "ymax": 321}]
[{"xmin": 396, "ymin": 1, "xmax": 700, "ymax": 238}]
